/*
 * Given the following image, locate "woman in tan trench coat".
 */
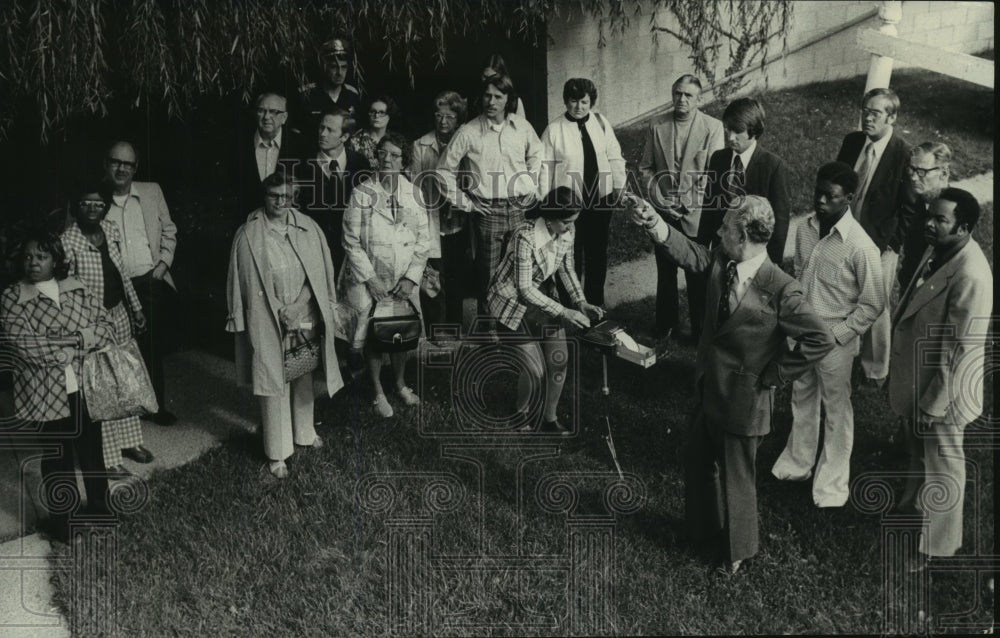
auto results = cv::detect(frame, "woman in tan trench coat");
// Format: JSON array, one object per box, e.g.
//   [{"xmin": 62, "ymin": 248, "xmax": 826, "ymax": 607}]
[{"xmin": 226, "ymin": 172, "xmax": 343, "ymax": 478}]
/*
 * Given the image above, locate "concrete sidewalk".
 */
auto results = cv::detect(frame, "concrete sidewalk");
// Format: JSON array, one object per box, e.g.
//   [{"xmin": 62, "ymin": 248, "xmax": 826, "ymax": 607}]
[{"xmin": 0, "ymin": 172, "xmax": 992, "ymax": 634}]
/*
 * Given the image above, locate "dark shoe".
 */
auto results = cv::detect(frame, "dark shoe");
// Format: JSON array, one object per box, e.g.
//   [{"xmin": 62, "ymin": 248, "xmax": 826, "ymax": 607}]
[
  {"xmin": 147, "ymin": 409, "xmax": 177, "ymax": 426},
  {"xmin": 540, "ymin": 420, "xmax": 572, "ymax": 437},
  {"xmin": 122, "ymin": 445, "xmax": 154, "ymax": 464},
  {"xmin": 107, "ymin": 465, "xmax": 134, "ymax": 481}
]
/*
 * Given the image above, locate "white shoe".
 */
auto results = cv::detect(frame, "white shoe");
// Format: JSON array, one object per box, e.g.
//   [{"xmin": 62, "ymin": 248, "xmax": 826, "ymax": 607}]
[
  {"xmin": 396, "ymin": 386, "xmax": 421, "ymax": 406},
  {"xmin": 373, "ymin": 394, "xmax": 394, "ymax": 418},
  {"xmin": 268, "ymin": 461, "xmax": 288, "ymax": 479},
  {"xmin": 310, "ymin": 435, "xmax": 324, "ymax": 449}
]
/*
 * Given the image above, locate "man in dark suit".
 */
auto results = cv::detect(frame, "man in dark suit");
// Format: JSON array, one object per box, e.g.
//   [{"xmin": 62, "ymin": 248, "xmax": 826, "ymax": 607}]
[
  {"xmin": 694, "ymin": 97, "xmax": 791, "ymax": 341},
  {"xmin": 835, "ymin": 87, "xmax": 910, "ymax": 386},
  {"xmin": 234, "ymin": 92, "xmax": 304, "ymax": 221},
  {"xmin": 294, "ymin": 108, "xmax": 369, "ymax": 273},
  {"xmin": 632, "ymin": 194, "xmax": 833, "ymax": 574}
]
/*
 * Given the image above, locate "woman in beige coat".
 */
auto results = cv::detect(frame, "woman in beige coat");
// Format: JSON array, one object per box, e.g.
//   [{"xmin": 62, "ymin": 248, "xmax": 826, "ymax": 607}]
[
  {"xmin": 226, "ymin": 172, "xmax": 343, "ymax": 478},
  {"xmin": 340, "ymin": 133, "xmax": 430, "ymax": 418}
]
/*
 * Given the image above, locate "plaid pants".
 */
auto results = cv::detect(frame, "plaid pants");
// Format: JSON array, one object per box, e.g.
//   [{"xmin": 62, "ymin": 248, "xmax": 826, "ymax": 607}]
[
  {"xmin": 100, "ymin": 303, "xmax": 145, "ymax": 467},
  {"xmin": 471, "ymin": 198, "xmax": 528, "ymax": 314}
]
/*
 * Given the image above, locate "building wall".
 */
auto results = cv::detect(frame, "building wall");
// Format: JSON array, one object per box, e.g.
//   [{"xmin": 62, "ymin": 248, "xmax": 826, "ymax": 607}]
[{"xmin": 545, "ymin": 1, "xmax": 994, "ymax": 126}]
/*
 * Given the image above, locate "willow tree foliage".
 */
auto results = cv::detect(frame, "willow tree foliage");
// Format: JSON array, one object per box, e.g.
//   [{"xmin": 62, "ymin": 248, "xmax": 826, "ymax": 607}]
[{"xmin": 0, "ymin": 0, "xmax": 792, "ymax": 142}]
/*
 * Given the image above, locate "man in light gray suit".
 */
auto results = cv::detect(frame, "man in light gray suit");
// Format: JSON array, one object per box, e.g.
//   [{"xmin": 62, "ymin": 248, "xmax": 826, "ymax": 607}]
[
  {"xmin": 889, "ymin": 187, "xmax": 992, "ymax": 571},
  {"xmin": 639, "ymin": 74, "xmax": 724, "ymax": 342}
]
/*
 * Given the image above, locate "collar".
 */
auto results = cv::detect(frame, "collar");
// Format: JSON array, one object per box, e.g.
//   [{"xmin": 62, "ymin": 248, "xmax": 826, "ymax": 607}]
[
  {"xmin": 734, "ymin": 247, "xmax": 768, "ymax": 284},
  {"xmin": 866, "ymin": 127, "xmax": 893, "ymax": 156},
  {"xmin": 564, "ymin": 112, "xmax": 590, "ymax": 125},
  {"xmin": 416, "ymin": 131, "xmax": 443, "ymax": 153},
  {"xmin": 479, "ymin": 113, "xmax": 517, "ymax": 134},
  {"xmin": 532, "ymin": 216, "xmax": 555, "ymax": 248},
  {"xmin": 112, "ymin": 183, "xmax": 138, "ymax": 205},
  {"xmin": 16, "ymin": 277, "xmax": 86, "ymax": 304},
  {"xmin": 808, "ymin": 209, "xmax": 858, "ymax": 241},
  {"xmin": 318, "ymin": 146, "xmax": 346, "ymax": 167},
  {"xmin": 254, "ymin": 129, "xmax": 283, "ymax": 149},
  {"xmin": 246, "ymin": 207, "xmax": 310, "ymax": 231},
  {"xmin": 734, "ymin": 139, "xmax": 757, "ymax": 169}
]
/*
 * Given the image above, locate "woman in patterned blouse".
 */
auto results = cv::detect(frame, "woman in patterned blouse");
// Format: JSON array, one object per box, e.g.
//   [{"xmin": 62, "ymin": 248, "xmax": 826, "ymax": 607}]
[
  {"xmin": 62, "ymin": 186, "xmax": 152, "ymax": 479},
  {"xmin": 0, "ymin": 230, "xmax": 115, "ymax": 543},
  {"xmin": 349, "ymin": 96, "xmax": 399, "ymax": 170},
  {"xmin": 487, "ymin": 187, "xmax": 604, "ymax": 434}
]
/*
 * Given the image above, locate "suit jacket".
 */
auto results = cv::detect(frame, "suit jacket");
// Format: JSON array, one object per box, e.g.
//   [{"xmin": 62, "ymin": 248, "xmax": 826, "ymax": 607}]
[
  {"xmin": 125, "ymin": 181, "xmax": 178, "ymax": 290},
  {"xmin": 651, "ymin": 220, "xmax": 833, "ymax": 436},
  {"xmin": 889, "ymin": 240, "xmax": 993, "ymax": 425},
  {"xmin": 639, "ymin": 110, "xmax": 725, "ymax": 236},
  {"xmin": 293, "ymin": 147, "xmax": 371, "ymax": 269},
  {"xmin": 836, "ymin": 130, "xmax": 910, "ymax": 252},
  {"xmin": 234, "ymin": 128, "xmax": 305, "ymax": 218},
  {"xmin": 697, "ymin": 145, "xmax": 792, "ymax": 265}
]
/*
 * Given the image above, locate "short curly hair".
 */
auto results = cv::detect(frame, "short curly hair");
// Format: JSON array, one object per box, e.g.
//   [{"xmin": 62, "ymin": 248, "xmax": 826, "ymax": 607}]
[
  {"xmin": 20, "ymin": 229, "xmax": 70, "ymax": 281},
  {"xmin": 377, "ymin": 132, "xmax": 412, "ymax": 169}
]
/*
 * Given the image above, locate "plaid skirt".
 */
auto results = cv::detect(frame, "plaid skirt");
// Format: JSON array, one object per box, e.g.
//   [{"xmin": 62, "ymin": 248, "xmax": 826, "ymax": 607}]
[{"xmin": 100, "ymin": 303, "xmax": 144, "ymax": 467}]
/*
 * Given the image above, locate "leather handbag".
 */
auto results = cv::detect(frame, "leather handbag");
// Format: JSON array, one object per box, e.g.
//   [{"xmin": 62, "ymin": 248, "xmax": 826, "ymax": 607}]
[
  {"xmin": 367, "ymin": 298, "xmax": 421, "ymax": 353},
  {"xmin": 283, "ymin": 328, "xmax": 321, "ymax": 381},
  {"xmin": 82, "ymin": 338, "xmax": 159, "ymax": 421}
]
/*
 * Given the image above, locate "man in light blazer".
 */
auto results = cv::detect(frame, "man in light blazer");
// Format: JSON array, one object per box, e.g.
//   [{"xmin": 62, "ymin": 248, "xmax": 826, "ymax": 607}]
[
  {"xmin": 103, "ymin": 140, "xmax": 179, "ymax": 425},
  {"xmin": 889, "ymin": 188, "xmax": 992, "ymax": 570},
  {"xmin": 836, "ymin": 88, "xmax": 911, "ymax": 386},
  {"xmin": 696, "ymin": 98, "xmax": 792, "ymax": 341},
  {"xmin": 632, "ymin": 194, "xmax": 833, "ymax": 574},
  {"xmin": 639, "ymin": 74, "xmax": 724, "ymax": 341}
]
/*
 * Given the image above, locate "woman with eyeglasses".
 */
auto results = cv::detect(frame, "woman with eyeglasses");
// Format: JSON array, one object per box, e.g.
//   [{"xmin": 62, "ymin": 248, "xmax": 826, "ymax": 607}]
[
  {"xmin": 226, "ymin": 172, "xmax": 343, "ymax": 479},
  {"xmin": 349, "ymin": 96, "xmax": 399, "ymax": 170},
  {"xmin": 340, "ymin": 133, "xmax": 430, "ymax": 418},
  {"xmin": 1, "ymin": 230, "xmax": 116, "ymax": 543},
  {"xmin": 410, "ymin": 91, "xmax": 470, "ymax": 339},
  {"xmin": 487, "ymin": 187, "xmax": 604, "ymax": 434},
  {"xmin": 61, "ymin": 186, "xmax": 153, "ymax": 480}
]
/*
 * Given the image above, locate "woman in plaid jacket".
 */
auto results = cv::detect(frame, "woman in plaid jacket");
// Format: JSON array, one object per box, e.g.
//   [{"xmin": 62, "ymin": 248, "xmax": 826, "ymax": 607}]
[
  {"xmin": 1, "ymin": 230, "xmax": 115, "ymax": 543},
  {"xmin": 487, "ymin": 187, "xmax": 605, "ymax": 434},
  {"xmin": 62, "ymin": 187, "xmax": 153, "ymax": 479}
]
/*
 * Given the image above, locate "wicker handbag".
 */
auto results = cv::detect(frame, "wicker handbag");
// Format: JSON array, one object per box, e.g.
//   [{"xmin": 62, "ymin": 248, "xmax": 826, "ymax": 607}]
[
  {"xmin": 283, "ymin": 329, "xmax": 321, "ymax": 380},
  {"xmin": 367, "ymin": 298, "xmax": 421, "ymax": 353}
]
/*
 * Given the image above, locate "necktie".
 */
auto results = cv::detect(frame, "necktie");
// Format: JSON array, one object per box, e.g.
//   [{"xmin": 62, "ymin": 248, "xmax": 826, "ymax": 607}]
[
  {"xmin": 569, "ymin": 113, "xmax": 599, "ymax": 206},
  {"xmin": 726, "ymin": 154, "xmax": 745, "ymax": 209},
  {"xmin": 717, "ymin": 260, "xmax": 738, "ymax": 324},
  {"xmin": 853, "ymin": 142, "xmax": 875, "ymax": 219},
  {"xmin": 330, "ymin": 158, "xmax": 339, "ymax": 177}
]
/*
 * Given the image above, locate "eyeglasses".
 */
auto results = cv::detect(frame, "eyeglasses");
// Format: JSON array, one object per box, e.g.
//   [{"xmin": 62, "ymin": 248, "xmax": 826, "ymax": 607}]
[
  {"xmin": 906, "ymin": 164, "xmax": 943, "ymax": 179},
  {"xmin": 256, "ymin": 108, "xmax": 286, "ymax": 118},
  {"xmin": 106, "ymin": 159, "xmax": 137, "ymax": 171},
  {"xmin": 78, "ymin": 200, "xmax": 107, "ymax": 210},
  {"xmin": 434, "ymin": 113, "xmax": 457, "ymax": 122},
  {"xmin": 860, "ymin": 107, "xmax": 887, "ymax": 119},
  {"xmin": 265, "ymin": 192, "xmax": 295, "ymax": 202},
  {"xmin": 369, "ymin": 109, "xmax": 388, "ymax": 117},
  {"xmin": 377, "ymin": 149, "xmax": 403, "ymax": 160}
]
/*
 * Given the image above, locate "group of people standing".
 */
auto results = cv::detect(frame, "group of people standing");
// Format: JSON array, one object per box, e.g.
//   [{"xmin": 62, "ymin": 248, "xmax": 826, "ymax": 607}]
[{"xmin": 1, "ymin": 35, "xmax": 991, "ymax": 583}]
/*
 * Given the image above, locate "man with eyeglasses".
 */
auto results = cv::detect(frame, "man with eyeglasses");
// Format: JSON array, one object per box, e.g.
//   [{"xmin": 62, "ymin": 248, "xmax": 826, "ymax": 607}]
[
  {"xmin": 835, "ymin": 87, "xmax": 911, "ymax": 388},
  {"xmin": 294, "ymin": 108, "xmax": 369, "ymax": 273},
  {"xmin": 102, "ymin": 140, "xmax": 179, "ymax": 426},
  {"xmin": 296, "ymin": 37, "xmax": 362, "ymax": 127},
  {"xmin": 235, "ymin": 92, "xmax": 304, "ymax": 220},
  {"xmin": 897, "ymin": 142, "xmax": 951, "ymax": 289}
]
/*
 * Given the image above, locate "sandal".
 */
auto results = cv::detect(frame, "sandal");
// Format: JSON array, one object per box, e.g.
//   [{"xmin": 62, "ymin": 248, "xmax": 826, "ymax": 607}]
[{"xmin": 373, "ymin": 394, "xmax": 394, "ymax": 418}]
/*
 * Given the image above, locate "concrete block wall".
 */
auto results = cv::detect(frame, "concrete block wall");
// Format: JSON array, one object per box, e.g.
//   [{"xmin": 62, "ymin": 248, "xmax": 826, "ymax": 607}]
[{"xmin": 546, "ymin": 1, "xmax": 994, "ymax": 126}]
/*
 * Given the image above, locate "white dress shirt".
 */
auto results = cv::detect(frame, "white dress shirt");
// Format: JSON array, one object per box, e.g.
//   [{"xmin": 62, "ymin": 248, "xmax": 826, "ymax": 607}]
[{"xmin": 254, "ymin": 129, "xmax": 284, "ymax": 181}]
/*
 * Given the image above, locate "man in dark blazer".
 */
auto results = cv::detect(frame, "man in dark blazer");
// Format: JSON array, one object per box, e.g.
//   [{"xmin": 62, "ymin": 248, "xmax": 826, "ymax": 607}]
[
  {"xmin": 234, "ymin": 92, "xmax": 304, "ymax": 222},
  {"xmin": 694, "ymin": 98, "xmax": 791, "ymax": 341},
  {"xmin": 294, "ymin": 108, "xmax": 369, "ymax": 273},
  {"xmin": 633, "ymin": 194, "xmax": 833, "ymax": 574},
  {"xmin": 835, "ymin": 87, "xmax": 910, "ymax": 385}
]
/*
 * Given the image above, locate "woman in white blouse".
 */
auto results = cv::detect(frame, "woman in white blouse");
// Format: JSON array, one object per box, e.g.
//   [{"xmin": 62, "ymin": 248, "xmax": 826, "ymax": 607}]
[{"xmin": 539, "ymin": 78, "xmax": 626, "ymax": 307}]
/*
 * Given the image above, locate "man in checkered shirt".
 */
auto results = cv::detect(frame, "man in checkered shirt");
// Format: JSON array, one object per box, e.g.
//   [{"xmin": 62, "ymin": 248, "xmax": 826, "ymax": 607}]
[{"xmin": 771, "ymin": 162, "xmax": 885, "ymax": 508}]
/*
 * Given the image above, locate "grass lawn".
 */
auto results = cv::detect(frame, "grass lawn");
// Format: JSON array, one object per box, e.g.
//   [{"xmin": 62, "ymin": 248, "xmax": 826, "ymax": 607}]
[
  {"xmin": 49, "ymin": 68, "xmax": 994, "ymax": 636},
  {"xmin": 609, "ymin": 66, "xmax": 996, "ymax": 266}
]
